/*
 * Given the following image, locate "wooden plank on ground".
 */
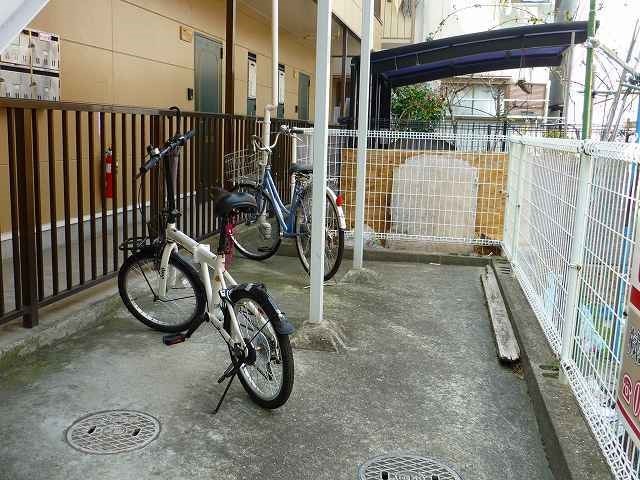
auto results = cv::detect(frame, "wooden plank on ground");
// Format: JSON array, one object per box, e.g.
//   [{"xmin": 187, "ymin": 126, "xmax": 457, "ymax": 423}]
[{"xmin": 481, "ymin": 265, "xmax": 520, "ymax": 363}]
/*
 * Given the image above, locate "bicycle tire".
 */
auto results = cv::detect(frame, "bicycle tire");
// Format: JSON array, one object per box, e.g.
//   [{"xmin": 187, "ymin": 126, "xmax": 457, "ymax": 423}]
[
  {"xmin": 230, "ymin": 183, "xmax": 282, "ymax": 260},
  {"xmin": 294, "ymin": 189, "xmax": 345, "ymax": 281},
  {"xmin": 118, "ymin": 247, "xmax": 206, "ymax": 333},
  {"xmin": 223, "ymin": 286, "xmax": 294, "ymax": 409}
]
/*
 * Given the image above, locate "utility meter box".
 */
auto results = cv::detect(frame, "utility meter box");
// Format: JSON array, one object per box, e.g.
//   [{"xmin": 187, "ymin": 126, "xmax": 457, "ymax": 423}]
[
  {"xmin": 0, "ymin": 70, "xmax": 32, "ymax": 98},
  {"xmin": 1, "ymin": 30, "xmax": 31, "ymax": 67},
  {"xmin": 31, "ymin": 74, "xmax": 60, "ymax": 101},
  {"xmin": 31, "ymin": 31, "xmax": 60, "ymax": 71},
  {"xmin": 0, "ymin": 28, "xmax": 61, "ymax": 101}
]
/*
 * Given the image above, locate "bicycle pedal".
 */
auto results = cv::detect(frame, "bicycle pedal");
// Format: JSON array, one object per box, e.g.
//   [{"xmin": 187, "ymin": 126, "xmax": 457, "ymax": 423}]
[{"xmin": 163, "ymin": 333, "xmax": 186, "ymax": 346}]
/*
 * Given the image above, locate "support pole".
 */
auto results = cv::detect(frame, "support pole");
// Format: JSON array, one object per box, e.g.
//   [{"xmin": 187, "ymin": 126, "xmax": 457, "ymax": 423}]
[
  {"xmin": 308, "ymin": 0, "xmax": 332, "ymax": 323},
  {"xmin": 225, "ymin": 0, "xmax": 236, "ymax": 116},
  {"xmin": 353, "ymin": 0, "xmax": 374, "ymax": 269},
  {"xmin": 224, "ymin": 0, "xmax": 237, "ymax": 157},
  {"xmin": 581, "ymin": 0, "xmax": 596, "ymax": 139},
  {"xmin": 560, "ymin": 148, "xmax": 593, "ymax": 383},
  {"xmin": 637, "ymin": 98, "xmax": 640, "ymax": 143},
  {"xmin": 547, "ymin": 0, "xmax": 578, "ymax": 122}
]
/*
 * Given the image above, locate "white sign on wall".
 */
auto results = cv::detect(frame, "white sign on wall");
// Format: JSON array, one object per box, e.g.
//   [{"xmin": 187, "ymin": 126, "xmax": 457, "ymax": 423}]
[
  {"xmin": 247, "ymin": 54, "xmax": 257, "ymax": 100},
  {"xmin": 278, "ymin": 67, "xmax": 285, "ymax": 104}
]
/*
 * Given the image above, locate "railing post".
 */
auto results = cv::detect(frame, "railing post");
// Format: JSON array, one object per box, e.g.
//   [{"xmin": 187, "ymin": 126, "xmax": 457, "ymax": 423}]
[
  {"xmin": 14, "ymin": 108, "xmax": 39, "ymax": 328},
  {"xmin": 560, "ymin": 144, "xmax": 593, "ymax": 383},
  {"xmin": 149, "ymin": 115, "xmax": 162, "ymax": 238},
  {"xmin": 509, "ymin": 141, "xmax": 526, "ymax": 267}
]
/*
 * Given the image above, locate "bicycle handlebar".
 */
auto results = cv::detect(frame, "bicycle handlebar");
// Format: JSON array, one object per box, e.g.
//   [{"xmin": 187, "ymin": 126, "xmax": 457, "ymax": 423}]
[
  {"xmin": 251, "ymin": 124, "xmax": 306, "ymax": 154},
  {"xmin": 137, "ymin": 129, "xmax": 195, "ymax": 178}
]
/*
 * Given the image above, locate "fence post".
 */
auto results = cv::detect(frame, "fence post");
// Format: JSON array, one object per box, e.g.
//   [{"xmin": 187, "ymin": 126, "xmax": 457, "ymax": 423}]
[
  {"xmin": 509, "ymin": 141, "xmax": 525, "ymax": 267},
  {"xmin": 14, "ymin": 108, "xmax": 39, "ymax": 328},
  {"xmin": 560, "ymin": 145, "xmax": 593, "ymax": 383}
]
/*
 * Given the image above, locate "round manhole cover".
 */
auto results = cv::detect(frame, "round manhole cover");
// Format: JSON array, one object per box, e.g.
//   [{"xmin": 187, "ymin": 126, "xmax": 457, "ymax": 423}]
[
  {"xmin": 66, "ymin": 410, "xmax": 160, "ymax": 454},
  {"xmin": 359, "ymin": 455, "xmax": 463, "ymax": 480}
]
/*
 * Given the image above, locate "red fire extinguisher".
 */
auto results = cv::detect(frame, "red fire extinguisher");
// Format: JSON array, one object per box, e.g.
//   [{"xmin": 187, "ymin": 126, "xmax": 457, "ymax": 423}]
[{"xmin": 104, "ymin": 147, "xmax": 113, "ymax": 198}]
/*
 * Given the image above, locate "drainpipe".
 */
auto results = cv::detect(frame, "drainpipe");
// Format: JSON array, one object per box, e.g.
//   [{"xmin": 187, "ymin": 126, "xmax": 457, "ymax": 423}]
[{"xmin": 262, "ymin": 0, "xmax": 279, "ymax": 163}]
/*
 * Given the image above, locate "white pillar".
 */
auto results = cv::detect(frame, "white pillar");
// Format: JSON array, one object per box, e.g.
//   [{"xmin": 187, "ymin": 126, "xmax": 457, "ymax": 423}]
[
  {"xmin": 308, "ymin": 0, "xmax": 332, "ymax": 323},
  {"xmin": 353, "ymin": 0, "xmax": 374, "ymax": 269}
]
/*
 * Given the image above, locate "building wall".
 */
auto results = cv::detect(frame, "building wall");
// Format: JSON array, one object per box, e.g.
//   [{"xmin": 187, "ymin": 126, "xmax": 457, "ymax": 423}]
[
  {"xmin": 333, "ymin": 0, "xmax": 383, "ymax": 51},
  {"xmin": 27, "ymin": 0, "xmax": 316, "ymax": 118}
]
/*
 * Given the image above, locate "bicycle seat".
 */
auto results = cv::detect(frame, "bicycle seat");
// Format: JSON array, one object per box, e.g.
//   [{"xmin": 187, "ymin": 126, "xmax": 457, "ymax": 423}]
[
  {"xmin": 212, "ymin": 191, "xmax": 257, "ymax": 217},
  {"xmin": 289, "ymin": 164, "xmax": 313, "ymax": 175}
]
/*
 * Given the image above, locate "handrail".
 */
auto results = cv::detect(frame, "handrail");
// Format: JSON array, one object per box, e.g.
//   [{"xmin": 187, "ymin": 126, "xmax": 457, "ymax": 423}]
[{"xmin": 0, "ymin": 98, "xmax": 309, "ymax": 125}]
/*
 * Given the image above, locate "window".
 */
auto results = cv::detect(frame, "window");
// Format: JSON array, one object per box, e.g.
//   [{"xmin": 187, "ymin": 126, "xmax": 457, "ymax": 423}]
[
  {"xmin": 374, "ymin": 0, "xmax": 382, "ymax": 21},
  {"xmin": 450, "ymin": 85, "xmax": 503, "ymax": 117}
]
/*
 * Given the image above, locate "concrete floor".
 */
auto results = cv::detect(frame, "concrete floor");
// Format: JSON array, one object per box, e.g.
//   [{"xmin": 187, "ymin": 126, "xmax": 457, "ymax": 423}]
[{"xmin": 0, "ymin": 255, "xmax": 553, "ymax": 480}]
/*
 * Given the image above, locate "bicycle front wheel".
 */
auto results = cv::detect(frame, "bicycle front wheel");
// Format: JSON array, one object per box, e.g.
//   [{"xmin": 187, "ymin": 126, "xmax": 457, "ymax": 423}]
[
  {"xmin": 295, "ymin": 188, "xmax": 345, "ymax": 281},
  {"xmin": 118, "ymin": 247, "xmax": 206, "ymax": 333},
  {"xmin": 230, "ymin": 183, "xmax": 282, "ymax": 260},
  {"xmin": 224, "ymin": 286, "xmax": 294, "ymax": 409}
]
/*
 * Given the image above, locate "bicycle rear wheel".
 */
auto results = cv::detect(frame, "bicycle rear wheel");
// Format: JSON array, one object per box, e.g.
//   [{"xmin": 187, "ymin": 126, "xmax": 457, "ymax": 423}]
[
  {"xmin": 295, "ymin": 188, "xmax": 345, "ymax": 281},
  {"xmin": 224, "ymin": 286, "xmax": 294, "ymax": 409},
  {"xmin": 118, "ymin": 247, "xmax": 206, "ymax": 333},
  {"xmin": 230, "ymin": 183, "xmax": 282, "ymax": 260}
]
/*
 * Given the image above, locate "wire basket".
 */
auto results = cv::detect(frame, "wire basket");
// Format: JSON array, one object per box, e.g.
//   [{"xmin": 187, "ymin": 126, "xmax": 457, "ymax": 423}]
[{"xmin": 224, "ymin": 149, "xmax": 261, "ymax": 186}]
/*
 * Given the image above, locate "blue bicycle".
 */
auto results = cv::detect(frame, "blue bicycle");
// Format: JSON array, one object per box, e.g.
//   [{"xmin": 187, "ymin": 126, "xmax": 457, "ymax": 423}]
[{"xmin": 226, "ymin": 125, "xmax": 346, "ymax": 281}]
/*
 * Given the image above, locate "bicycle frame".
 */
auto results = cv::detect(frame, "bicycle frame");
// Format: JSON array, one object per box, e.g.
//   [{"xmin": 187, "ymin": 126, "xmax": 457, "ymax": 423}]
[
  {"xmin": 158, "ymin": 225, "xmax": 245, "ymax": 346},
  {"xmin": 152, "ymin": 149, "xmax": 263, "ymax": 349},
  {"xmin": 259, "ymin": 164, "xmax": 304, "ymax": 237},
  {"xmin": 255, "ymin": 163, "xmax": 347, "ymax": 236},
  {"xmin": 249, "ymin": 129, "xmax": 347, "ymax": 235}
]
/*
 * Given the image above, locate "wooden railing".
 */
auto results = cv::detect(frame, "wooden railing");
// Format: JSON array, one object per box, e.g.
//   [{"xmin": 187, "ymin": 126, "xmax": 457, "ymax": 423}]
[{"xmin": 0, "ymin": 98, "xmax": 310, "ymax": 328}]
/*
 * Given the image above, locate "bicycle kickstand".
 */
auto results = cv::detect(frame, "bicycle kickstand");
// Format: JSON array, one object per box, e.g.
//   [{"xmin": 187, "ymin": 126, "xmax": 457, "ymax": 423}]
[{"xmin": 212, "ymin": 363, "xmax": 237, "ymax": 414}]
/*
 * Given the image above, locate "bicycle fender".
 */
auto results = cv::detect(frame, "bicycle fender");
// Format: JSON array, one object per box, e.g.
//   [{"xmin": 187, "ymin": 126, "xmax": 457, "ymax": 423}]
[
  {"xmin": 229, "ymin": 283, "xmax": 295, "ymax": 335},
  {"xmin": 325, "ymin": 187, "xmax": 347, "ymax": 230}
]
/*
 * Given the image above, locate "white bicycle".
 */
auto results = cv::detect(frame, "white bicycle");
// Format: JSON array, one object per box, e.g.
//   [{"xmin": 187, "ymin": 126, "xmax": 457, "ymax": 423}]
[{"xmin": 117, "ymin": 110, "xmax": 294, "ymax": 411}]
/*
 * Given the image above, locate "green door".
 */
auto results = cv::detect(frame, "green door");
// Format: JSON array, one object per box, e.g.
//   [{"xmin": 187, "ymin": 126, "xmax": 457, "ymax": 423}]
[
  {"xmin": 298, "ymin": 73, "xmax": 310, "ymax": 121},
  {"xmin": 194, "ymin": 33, "xmax": 222, "ymax": 113}
]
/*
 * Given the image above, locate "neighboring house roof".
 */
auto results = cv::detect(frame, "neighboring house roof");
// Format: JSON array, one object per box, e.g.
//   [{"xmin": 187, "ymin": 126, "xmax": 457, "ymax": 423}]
[{"xmin": 348, "ymin": 21, "xmax": 589, "ymax": 124}]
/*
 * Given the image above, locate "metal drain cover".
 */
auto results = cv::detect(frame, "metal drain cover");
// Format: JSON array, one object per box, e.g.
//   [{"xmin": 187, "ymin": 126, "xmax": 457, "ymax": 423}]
[
  {"xmin": 359, "ymin": 454, "xmax": 463, "ymax": 480},
  {"xmin": 66, "ymin": 410, "xmax": 160, "ymax": 454}
]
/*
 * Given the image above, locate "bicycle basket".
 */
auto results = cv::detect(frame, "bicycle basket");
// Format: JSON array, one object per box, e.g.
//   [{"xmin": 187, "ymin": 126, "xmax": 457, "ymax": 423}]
[{"xmin": 224, "ymin": 149, "xmax": 261, "ymax": 186}]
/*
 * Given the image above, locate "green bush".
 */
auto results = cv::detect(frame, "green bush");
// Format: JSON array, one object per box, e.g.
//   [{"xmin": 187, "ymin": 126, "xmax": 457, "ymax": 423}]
[{"xmin": 391, "ymin": 85, "xmax": 445, "ymax": 131}]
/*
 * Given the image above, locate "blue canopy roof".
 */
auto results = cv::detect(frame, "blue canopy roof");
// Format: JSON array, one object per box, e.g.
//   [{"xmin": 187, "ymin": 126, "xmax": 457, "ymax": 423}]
[{"xmin": 348, "ymin": 21, "xmax": 589, "ymax": 123}]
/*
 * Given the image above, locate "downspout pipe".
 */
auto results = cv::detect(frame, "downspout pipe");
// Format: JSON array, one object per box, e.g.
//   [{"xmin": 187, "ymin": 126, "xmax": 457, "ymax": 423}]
[{"xmin": 262, "ymin": 0, "xmax": 278, "ymax": 164}]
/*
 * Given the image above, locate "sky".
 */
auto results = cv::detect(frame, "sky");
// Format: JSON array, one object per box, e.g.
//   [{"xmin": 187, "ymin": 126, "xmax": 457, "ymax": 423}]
[{"xmin": 568, "ymin": 0, "xmax": 640, "ymax": 128}]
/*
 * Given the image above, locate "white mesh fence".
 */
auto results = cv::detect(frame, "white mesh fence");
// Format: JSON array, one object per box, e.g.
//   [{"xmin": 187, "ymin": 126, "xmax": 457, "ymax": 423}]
[
  {"xmin": 296, "ymin": 129, "xmax": 509, "ymax": 249},
  {"xmin": 294, "ymin": 126, "xmax": 640, "ymax": 478},
  {"xmin": 505, "ymin": 137, "xmax": 640, "ymax": 480}
]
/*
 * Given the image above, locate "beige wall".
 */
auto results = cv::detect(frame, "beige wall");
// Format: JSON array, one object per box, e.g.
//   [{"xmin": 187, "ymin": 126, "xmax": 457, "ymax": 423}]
[
  {"xmin": 333, "ymin": 0, "xmax": 383, "ymax": 50},
  {"xmin": 27, "ymin": 0, "xmax": 316, "ymax": 117}
]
